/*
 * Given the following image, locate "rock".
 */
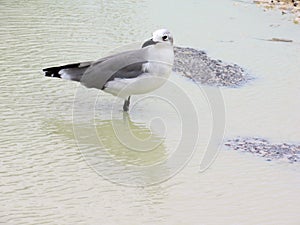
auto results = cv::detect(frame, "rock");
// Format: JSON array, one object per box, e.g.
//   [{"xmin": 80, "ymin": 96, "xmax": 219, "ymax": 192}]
[{"xmin": 294, "ymin": 17, "xmax": 300, "ymax": 23}]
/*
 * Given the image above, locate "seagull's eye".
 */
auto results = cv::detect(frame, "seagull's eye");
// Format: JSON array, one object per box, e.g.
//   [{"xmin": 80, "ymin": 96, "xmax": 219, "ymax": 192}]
[{"xmin": 162, "ymin": 35, "xmax": 168, "ymax": 41}]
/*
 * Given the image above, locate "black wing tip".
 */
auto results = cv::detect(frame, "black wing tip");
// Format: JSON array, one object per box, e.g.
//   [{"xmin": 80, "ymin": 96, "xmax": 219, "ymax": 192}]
[
  {"xmin": 43, "ymin": 63, "xmax": 82, "ymax": 77},
  {"xmin": 43, "ymin": 67, "xmax": 61, "ymax": 78},
  {"xmin": 45, "ymin": 72, "xmax": 61, "ymax": 78}
]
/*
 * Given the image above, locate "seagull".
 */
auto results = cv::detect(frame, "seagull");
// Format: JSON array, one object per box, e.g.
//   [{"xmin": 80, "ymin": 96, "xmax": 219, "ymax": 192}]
[{"xmin": 43, "ymin": 29, "xmax": 174, "ymax": 112}]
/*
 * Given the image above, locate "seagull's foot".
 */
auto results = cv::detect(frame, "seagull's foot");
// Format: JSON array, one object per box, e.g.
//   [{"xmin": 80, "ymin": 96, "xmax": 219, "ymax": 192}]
[{"xmin": 123, "ymin": 96, "xmax": 131, "ymax": 112}]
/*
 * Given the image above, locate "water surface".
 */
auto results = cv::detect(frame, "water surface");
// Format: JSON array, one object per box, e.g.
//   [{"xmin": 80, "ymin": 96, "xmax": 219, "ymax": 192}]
[{"xmin": 1, "ymin": 0, "xmax": 300, "ymax": 224}]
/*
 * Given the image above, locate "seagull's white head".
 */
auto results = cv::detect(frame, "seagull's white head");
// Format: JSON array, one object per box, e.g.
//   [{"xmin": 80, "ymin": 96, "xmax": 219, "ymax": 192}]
[
  {"xmin": 152, "ymin": 29, "xmax": 173, "ymax": 45},
  {"xmin": 142, "ymin": 29, "xmax": 174, "ymax": 48}
]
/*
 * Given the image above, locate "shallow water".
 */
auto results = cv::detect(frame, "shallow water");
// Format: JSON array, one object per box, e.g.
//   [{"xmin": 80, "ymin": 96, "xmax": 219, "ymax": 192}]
[{"xmin": 1, "ymin": 0, "xmax": 300, "ymax": 224}]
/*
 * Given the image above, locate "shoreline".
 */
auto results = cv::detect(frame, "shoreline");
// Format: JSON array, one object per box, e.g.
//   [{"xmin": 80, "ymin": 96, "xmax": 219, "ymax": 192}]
[{"xmin": 254, "ymin": 0, "xmax": 300, "ymax": 24}]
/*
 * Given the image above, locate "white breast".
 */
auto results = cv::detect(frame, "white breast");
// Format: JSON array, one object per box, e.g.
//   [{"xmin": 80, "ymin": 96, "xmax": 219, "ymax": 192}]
[{"xmin": 146, "ymin": 44, "xmax": 174, "ymax": 76}]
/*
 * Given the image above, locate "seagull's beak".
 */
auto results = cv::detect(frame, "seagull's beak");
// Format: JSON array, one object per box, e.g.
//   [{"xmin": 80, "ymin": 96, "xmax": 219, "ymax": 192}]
[{"xmin": 141, "ymin": 38, "xmax": 157, "ymax": 48}]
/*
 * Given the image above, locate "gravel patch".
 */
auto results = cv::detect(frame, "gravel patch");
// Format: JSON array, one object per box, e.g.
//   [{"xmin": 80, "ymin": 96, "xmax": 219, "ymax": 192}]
[
  {"xmin": 225, "ymin": 137, "xmax": 300, "ymax": 163},
  {"xmin": 173, "ymin": 46, "xmax": 252, "ymax": 87},
  {"xmin": 173, "ymin": 47, "xmax": 299, "ymax": 164}
]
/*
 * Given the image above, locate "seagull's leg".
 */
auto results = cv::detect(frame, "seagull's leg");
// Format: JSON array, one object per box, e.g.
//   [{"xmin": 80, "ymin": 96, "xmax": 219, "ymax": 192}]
[{"xmin": 123, "ymin": 96, "xmax": 131, "ymax": 112}]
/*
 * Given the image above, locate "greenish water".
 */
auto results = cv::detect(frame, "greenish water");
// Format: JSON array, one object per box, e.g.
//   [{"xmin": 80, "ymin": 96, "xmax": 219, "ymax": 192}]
[{"xmin": 1, "ymin": 0, "xmax": 300, "ymax": 224}]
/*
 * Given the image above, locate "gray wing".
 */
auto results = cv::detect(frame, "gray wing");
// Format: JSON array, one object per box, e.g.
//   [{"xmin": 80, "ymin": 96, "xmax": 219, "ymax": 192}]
[
  {"xmin": 106, "ymin": 61, "xmax": 147, "ymax": 83},
  {"xmin": 80, "ymin": 48, "xmax": 149, "ymax": 90}
]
